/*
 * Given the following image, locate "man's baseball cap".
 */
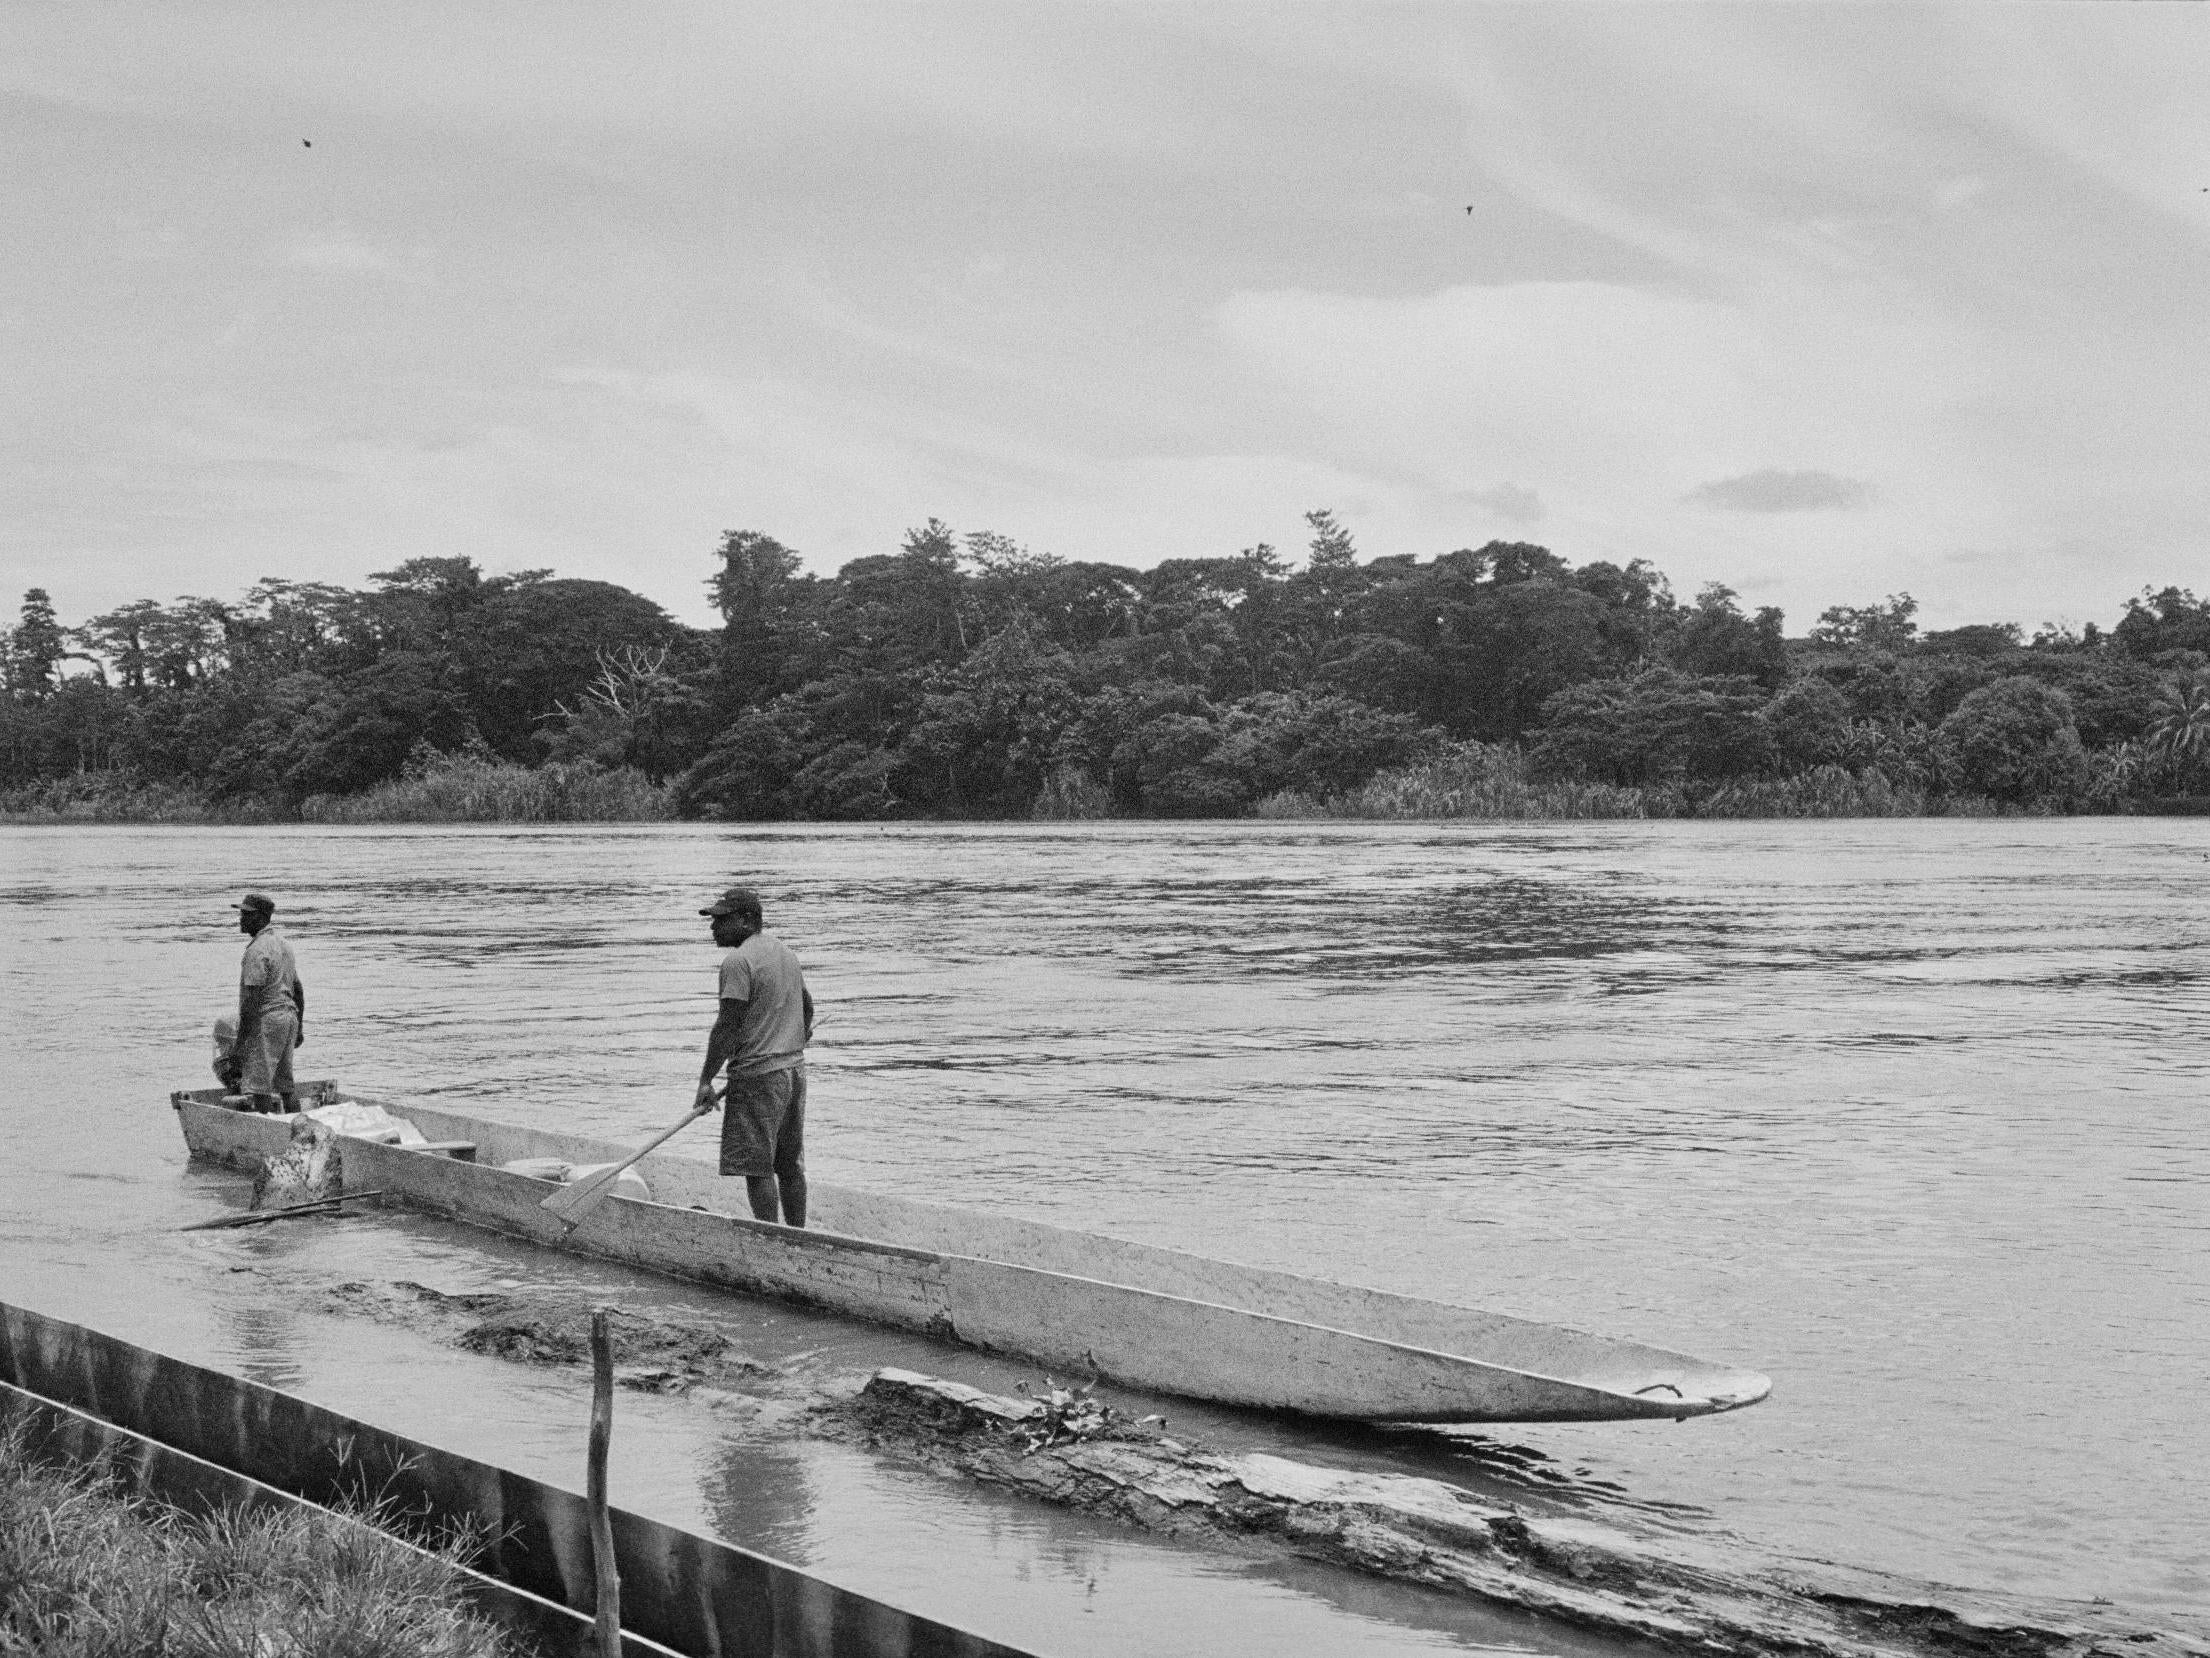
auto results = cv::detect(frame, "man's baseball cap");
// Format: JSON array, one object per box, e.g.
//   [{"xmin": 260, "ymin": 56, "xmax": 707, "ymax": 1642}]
[
  {"xmin": 700, "ymin": 886, "xmax": 763, "ymax": 918},
  {"xmin": 234, "ymin": 892, "xmax": 275, "ymax": 916}
]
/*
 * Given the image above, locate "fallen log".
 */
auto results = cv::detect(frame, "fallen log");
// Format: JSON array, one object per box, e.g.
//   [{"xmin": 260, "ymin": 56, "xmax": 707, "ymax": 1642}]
[
  {"xmin": 819, "ymin": 1369, "xmax": 2208, "ymax": 1658},
  {"xmin": 316, "ymin": 1281, "xmax": 778, "ymax": 1393}
]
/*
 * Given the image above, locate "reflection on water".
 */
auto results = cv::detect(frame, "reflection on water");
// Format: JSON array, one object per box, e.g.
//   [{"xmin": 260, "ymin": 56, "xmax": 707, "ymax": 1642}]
[
  {"xmin": 3, "ymin": 819, "xmax": 2208, "ymax": 1635},
  {"xmin": 220, "ymin": 1301, "xmax": 309, "ymax": 1392},
  {"xmin": 699, "ymin": 1442, "xmax": 820, "ymax": 1567}
]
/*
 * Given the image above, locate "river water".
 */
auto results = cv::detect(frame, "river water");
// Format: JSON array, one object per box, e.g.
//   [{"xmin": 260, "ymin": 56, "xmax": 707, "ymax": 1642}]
[{"xmin": 1, "ymin": 821, "xmax": 2205, "ymax": 1650}]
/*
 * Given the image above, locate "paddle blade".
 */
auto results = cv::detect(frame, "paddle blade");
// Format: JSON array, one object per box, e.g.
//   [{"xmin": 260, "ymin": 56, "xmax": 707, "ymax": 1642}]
[
  {"xmin": 540, "ymin": 1164, "xmax": 627, "ymax": 1226},
  {"xmin": 534, "ymin": 1101, "xmax": 713, "ymax": 1230}
]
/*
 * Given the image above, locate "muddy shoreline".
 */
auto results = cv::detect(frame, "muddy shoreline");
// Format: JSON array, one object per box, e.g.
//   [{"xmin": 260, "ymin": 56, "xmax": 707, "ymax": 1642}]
[{"xmin": 314, "ymin": 1281, "xmax": 2206, "ymax": 1658}]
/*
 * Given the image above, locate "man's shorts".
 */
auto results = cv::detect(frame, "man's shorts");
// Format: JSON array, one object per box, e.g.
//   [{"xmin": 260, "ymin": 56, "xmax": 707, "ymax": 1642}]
[
  {"xmin": 239, "ymin": 1009, "xmax": 297, "ymax": 1098},
  {"xmin": 719, "ymin": 1065, "xmax": 805, "ymax": 1178}
]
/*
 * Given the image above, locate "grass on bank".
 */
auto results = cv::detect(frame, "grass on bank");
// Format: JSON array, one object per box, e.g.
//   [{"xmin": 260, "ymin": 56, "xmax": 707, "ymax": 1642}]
[
  {"xmin": 0, "ymin": 1420, "xmax": 520, "ymax": 1658},
  {"xmin": 0, "ymin": 755, "xmax": 672, "ymax": 825},
  {"xmin": 1317, "ymin": 743, "xmax": 1659, "ymax": 820},
  {"xmin": 0, "ymin": 743, "xmax": 2125, "ymax": 825},
  {"xmin": 298, "ymin": 754, "xmax": 672, "ymax": 824},
  {"xmin": 1251, "ymin": 745, "xmax": 2016, "ymax": 820},
  {"xmin": 0, "ymin": 771, "xmax": 277, "ymax": 825}
]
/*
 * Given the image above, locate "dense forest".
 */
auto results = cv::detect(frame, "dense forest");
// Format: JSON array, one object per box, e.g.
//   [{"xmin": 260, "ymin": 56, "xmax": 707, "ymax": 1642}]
[{"xmin": 4, "ymin": 515, "xmax": 2208, "ymax": 821}]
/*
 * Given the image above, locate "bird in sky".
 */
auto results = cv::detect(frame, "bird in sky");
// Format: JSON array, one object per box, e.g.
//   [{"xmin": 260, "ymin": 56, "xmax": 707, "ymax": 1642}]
[{"xmin": 303, "ymin": 139, "xmax": 312, "ymax": 148}]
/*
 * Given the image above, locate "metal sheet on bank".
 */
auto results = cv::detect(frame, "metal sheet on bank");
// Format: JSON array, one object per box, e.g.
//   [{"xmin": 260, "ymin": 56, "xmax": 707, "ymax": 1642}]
[
  {"xmin": 0, "ymin": 1378, "xmax": 683, "ymax": 1658},
  {"xmin": 0, "ymin": 1300, "xmax": 1038, "ymax": 1658}
]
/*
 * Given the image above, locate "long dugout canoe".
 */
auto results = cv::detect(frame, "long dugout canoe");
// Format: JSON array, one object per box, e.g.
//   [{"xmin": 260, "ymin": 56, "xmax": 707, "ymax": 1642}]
[
  {"xmin": 0, "ymin": 1299, "xmax": 1035, "ymax": 1658},
  {"xmin": 173, "ymin": 1087, "xmax": 1771, "ymax": 1424}
]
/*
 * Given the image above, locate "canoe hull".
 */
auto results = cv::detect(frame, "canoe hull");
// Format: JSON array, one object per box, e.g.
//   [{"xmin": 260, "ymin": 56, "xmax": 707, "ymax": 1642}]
[{"xmin": 173, "ymin": 1090, "xmax": 1771, "ymax": 1424}]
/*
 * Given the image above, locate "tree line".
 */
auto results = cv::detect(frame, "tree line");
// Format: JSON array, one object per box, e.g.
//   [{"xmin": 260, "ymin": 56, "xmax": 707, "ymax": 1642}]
[{"xmin": 5, "ymin": 516, "xmax": 2208, "ymax": 818}]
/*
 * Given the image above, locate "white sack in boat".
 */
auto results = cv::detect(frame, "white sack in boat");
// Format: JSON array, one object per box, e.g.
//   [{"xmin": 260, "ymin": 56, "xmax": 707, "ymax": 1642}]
[
  {"xmin": 301, "ymin": 1100, "xmax": 428, "ymax": 1146},
  {"xmin": 499, "ymin": 1157, "xmax": 651, "ymax": 1203}
]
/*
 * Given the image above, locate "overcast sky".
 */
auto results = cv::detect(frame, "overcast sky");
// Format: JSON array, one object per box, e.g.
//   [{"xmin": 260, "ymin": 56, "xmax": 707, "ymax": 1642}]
[{"xmin": 5, "ymin": 3, "xmax": 2207, "ymax": 633}]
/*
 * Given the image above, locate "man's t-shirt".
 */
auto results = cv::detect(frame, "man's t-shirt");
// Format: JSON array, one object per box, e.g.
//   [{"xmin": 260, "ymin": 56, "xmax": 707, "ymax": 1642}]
[
  {"xmin": 718, "ymin": 931, "xmax": 808, "ymax": 1078},
  {"xmin": 240, "ymin": 927, "xmax": 300, "ymax": 1020}
]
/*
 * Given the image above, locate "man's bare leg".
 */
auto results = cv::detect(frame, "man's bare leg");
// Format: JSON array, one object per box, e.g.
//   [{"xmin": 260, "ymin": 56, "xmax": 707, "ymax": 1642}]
[
  {"xmin": 743, "ymin": 1173, "xmax": 807, "ymax": 1226},
  {"xmin": 744, "ymin": 1176, "xmax": 782, "ymax": 1223}
]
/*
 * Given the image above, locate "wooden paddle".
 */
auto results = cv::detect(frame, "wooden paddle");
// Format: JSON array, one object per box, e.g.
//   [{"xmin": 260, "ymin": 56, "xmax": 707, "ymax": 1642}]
[{"xmin": 541, "ymin": 1097, "xmax": 718, "ymax": 1232}]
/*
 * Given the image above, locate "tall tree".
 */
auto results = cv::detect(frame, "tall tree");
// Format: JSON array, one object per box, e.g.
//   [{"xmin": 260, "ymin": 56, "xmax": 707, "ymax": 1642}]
[
  {"xmin": 1671, "ymin": 584, "xmax": 1788, "ymax": 688},
  {"xmin": 1812, "ymin": 592, "xmax": 1919, "ymax": 651},
  {"xmin": 895, "ymin": 517, "xmax": 971, "ymax": 662},
  {"xmin": 2144, "ymin": 676, "xmax": 2210, "ymax": 791},
  {"xmin": 1302, "ymin": 509, "xmax": 1356, "ymax": 574},
  {"xmin": 1286, "ymin": 509, "xmax": 1367, "ymax": 673},
  {"xmin": 77, "ymin": 599, "xmax": 168, "ymax": 693},
  {"xmin": 2114, "ymin": 587, "xmax": 2210, "ymax": 661},
  {"xmin": 5, "ymin": 589, "xmax": 68, "ymax": 700},
  {"xmin": 708, "ymin": 529, "xmax": 805, "ymax": 714},
  {"xmin": 138, "ymin": 598, "xmax": 233, "ymax": 689},
  {"xmin": 1532, "ymin": 669, "xmax": 1773, "ymax": 786},
  {"xmin": 457, "ymin": 577, "xmax": 682, "ymax": 760},
  {"xmin": 1937, "ymin": 677, "xmax": 2089, "ymax": 802}
]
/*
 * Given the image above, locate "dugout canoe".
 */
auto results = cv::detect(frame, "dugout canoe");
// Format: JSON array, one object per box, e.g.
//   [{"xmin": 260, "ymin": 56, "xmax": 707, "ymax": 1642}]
[
  {"xmin": 0, "ymin": 1298, "xmax": 1031, "ymax": 1658},
  {"xmin": 172, "ymin": 1086, "xmax": 1771, "ymax": 1424}
]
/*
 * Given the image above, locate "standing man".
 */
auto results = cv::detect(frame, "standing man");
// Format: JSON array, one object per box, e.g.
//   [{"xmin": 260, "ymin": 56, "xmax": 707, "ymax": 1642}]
[
  {"xmin": 695, "ymin": 886, "xmax": 813, "ymax": 1226},
  {"xmin": 234, "ymin": 892, "xmax": 305, "ymax": 1114}
]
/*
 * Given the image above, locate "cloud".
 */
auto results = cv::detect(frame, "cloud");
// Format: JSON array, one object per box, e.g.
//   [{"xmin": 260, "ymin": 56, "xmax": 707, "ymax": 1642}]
[
  {"xmin": 9, "ymin": 3, "xmax": 2209, "ymax": 641},
  {"xmin": 1214, "ymin": 282, "xmax": 1766, "ymax": 483},
  {"xmin": 277, "ymin": 231, "xmax": 426, "ymax": 281},
  {"xmin": 1684, "ymin": 468, "xmax": 1876, "ymax": 513},
  {"xmin": 1451, "ymin": 483, "xmax": 1544, "ymax": 523},
  {"xmin": 556, "ymin": 364, "xmax": 1436, "ymax": 575},
  {"xmin": 1933, "ymin": 174, "xmax": 1987, "ymax": 211}
]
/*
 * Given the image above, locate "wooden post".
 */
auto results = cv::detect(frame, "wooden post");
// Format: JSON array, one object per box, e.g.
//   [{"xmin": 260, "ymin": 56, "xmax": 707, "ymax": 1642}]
[{"xmin": 588, "ymin": 1308, "xmax": 621, "ymax": 1658}]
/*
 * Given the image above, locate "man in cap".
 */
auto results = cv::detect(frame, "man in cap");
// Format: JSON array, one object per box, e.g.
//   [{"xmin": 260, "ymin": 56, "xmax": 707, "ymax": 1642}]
[
  {"xmin": 694, "ymin": 886, "xmax": 813, "ymax": 1226},
  {"xmin": 234, "ymin": 892, "xmax": 306, "ymax": 1114}
]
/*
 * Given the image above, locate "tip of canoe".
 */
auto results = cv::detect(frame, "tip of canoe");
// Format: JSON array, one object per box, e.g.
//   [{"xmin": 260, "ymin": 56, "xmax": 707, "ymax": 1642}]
[{"xmin": 1687, "ymin": 1370, "xmax": 1774, "ymax": 1416}]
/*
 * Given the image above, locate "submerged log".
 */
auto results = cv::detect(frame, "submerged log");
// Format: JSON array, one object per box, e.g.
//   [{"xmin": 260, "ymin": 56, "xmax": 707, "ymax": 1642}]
[
  {"xmin": 821, "ymin": 1370, "xmax": 2207, "ymax": 1658},
  {"xmin": 317, "ymin": 1282, "xmax": 777, "ymax": 1393}
]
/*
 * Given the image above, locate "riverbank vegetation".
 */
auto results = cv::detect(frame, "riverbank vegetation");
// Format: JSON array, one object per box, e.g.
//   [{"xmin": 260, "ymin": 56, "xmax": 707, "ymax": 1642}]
[
  {"xmin": 297, "ymin": 744, "xmax": 673, "ymax": 825},
  {"xmin": 0, "ymin": 1421, "xmax": 515, "ymax": 1656},
  {"xmin": 4, "ymin": 517, "xmax": 2207, "ymax": 821}
]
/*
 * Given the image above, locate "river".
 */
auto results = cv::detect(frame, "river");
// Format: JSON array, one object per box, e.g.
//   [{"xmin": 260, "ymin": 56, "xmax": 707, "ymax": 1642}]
[{"xmin": 1, "ymin": 820, "xmax": 2205, "ymax": 1651}]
